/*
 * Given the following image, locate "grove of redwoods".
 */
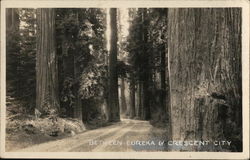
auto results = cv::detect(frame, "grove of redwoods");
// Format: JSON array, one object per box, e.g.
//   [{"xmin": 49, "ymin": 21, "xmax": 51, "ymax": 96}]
[{"xmin": 6, "ymin": 8, "xmax": 242, "ymax": 151}]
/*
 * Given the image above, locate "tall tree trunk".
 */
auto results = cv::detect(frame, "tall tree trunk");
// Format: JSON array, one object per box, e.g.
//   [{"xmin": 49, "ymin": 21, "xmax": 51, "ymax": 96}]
[
  {"xmin": 73, "ymin": 54, "xmax": 83, "ymax": 121},
  {"xmin": 108, "ymin": 8, "xmax": 120, "ymax": 122},
  {"xmin": 135, "ymin": 83, "xmax": 140, "ymax": 117},
  {"xmin": 36, "ymin": 8, "xmax": 59, "ymax": 115},
  {"xmin": 165, "ymin": 43, "xmax": 171, "ymax": 130},
  {"xmin": 137, "ymin": 81, "xmax": 143, "ymax": 118},
  {"xmin": 160, "ymin": 45, "xmax": 166, "ymax": 113},
  {"xmin": 168, "ymin": 8, "xmax": 242, "ymax": 151},
  {"xmin": 129, "ymin": 75, "xmax": 136, "ymax": 118},
  {"xmin": 120, "ymin": 77, "xmax": 127, "ymax": 115},
  {"xmin": 72, "ymin": 11, "xmax": 84, "ymax": 122},
  {"xmin": 141, "ymin": 8, "xmax": 150, "ymax": 120}
]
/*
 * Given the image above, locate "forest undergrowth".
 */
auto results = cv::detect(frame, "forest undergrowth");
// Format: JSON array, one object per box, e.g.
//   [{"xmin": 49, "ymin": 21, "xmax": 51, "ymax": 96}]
[{"xmin": 6, "ymin": 96, "xmax": 87, "ymax": 151}]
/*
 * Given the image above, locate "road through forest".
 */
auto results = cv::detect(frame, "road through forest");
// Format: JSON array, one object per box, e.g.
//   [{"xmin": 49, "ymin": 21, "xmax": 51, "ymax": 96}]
[{"xmin": 18, "ymin": 119, "xmax": 168, "ymax": 152}]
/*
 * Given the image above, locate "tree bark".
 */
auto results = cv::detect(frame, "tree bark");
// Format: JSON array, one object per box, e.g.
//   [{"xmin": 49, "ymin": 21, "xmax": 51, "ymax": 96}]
[
  {"xmin": 73, "ymin": 11, "xmax": 84, "ymax": 122},
  {"xmin": 73, "ymin": 53, "xmax": 83, "ymax": 121},
  {"xmin": 129, "ymin": 75, "xmax": 136, "ymax": 118},
  {"xmin": 36, "ymin": 8, "xmax": 59, "ymax": 115},
  {"xmin": 6, "ymin": 8, "xmax": 19, "ymax": 31},
  {"xmin": 168, "ymin": 8, "xmax": 242, "ymax": 151},
  {"xmin": 141, "ymin": 8, "xmax": 150, "ymax": 120},
  {"xmin": 135, "ymin": 83, "xmax": 140, "ymax": 117},
  {"xmin": 137, "ymin": 81, "xmax": 143, "ymax": 118},
  {"xmin": 120, "ymin": 77, "xmax": 127, "ymax": 115},
  {"xmin": 160, "ymin": 44, "xmax": 166, "ymax": 113},
  {"xmin": 108, "ymin": 8, "xmax": 120, "ymax": 122}
]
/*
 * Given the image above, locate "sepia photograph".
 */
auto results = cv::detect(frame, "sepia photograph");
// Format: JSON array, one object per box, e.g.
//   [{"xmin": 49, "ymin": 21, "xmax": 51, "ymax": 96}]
[{"xmin": 0, "ymin": 0, "xmax": 249, "ymax": 159}]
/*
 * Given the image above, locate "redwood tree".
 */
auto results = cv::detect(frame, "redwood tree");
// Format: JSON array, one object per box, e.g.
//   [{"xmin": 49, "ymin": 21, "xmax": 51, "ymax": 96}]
[
  {"xmin": 36, "ymin": 8, "xmax": 59, "ymax": 115},
  {"xmin": 168, "ymin": 8, "xmax": 242, "ymax": 151},
  {"xmin": 108, "ymin": 8, "xmax": 120, "ymax": 122}
]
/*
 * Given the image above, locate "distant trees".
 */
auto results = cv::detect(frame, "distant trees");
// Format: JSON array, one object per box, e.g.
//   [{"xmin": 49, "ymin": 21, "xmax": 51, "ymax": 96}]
[
  {"xmin": 127, "ymin": 8, "xmax": 150, "ymax": 120},
  {"xmin": 56, "ymin": 8, "xmax": 108, "ymax": 123},
  {"xmin": 6, "ymin": 8, "xmax": 37, "ymax": 111},
  {"xmin": 168, "ymin": 8, "xmax": 242, "ymax": 151},
  {"xmin": 18, "ymin": 9, "xmax": 37, "ymax": 109},
  {"xmin": 126, "ymin": 8, "xmax": 169, "ymax": 122},
  {"xmin": 6, "ymin": 8, "xmax": 108, "ymax": 123},
  {"xmin": 147, "ymin": 9, "xmax": 169, "ymax": 123},
  {"xmin": 6, "ymin": 8, "xmax": 20, "ymax": 97}
]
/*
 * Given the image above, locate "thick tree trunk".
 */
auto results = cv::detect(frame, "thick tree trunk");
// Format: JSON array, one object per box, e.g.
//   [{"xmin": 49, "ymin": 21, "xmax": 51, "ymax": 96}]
[
  {"xmin": 168, "ymin": 8, "xmax": 242, "ymax": 151},
  {"xmin": 36, "ymin": 8, "xmax": 59, "ymax": 115},
  {"xmin": 108, "ymin": 8, "xmax": 120, "ymax": 122}
]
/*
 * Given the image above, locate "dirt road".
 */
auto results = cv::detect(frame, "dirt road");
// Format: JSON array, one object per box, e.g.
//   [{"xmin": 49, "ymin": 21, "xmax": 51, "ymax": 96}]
[{"xmin": 17, "ymin": 119, "xmax": 168, "ymax": 152}]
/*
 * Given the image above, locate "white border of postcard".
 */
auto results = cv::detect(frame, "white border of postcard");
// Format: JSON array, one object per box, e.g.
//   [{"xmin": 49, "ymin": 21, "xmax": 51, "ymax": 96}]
[{"xmin": 0, "ymin": 0, "xmax": 249, "ymax": 159}]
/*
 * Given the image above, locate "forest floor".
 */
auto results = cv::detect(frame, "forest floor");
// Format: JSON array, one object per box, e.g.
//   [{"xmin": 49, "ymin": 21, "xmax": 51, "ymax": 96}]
[
  {"xmin": 11, "ymin": 119, "xmax": 168, "ymax": 152},
  {"xmin": 5, "ymin": 97, "xmax": 86, "ymax": 152}
]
